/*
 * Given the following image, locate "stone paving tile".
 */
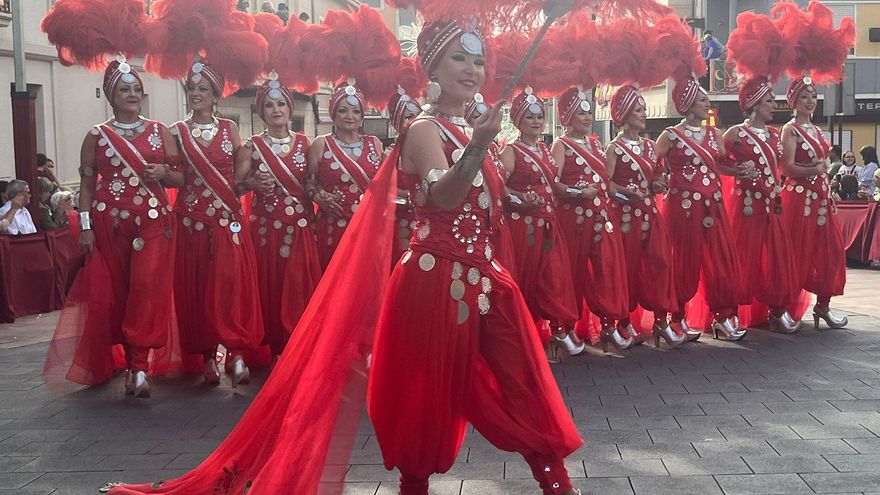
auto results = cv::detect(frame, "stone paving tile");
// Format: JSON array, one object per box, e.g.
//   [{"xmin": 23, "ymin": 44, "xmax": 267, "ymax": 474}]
[
  {"xmin": 0, "ymin": 472, "xmax": 41, "ymax": 489},
  {"xmin": 585, "ymin": 458, "xmax": 667, "ymax": 477},
  {"xmin": 769, "ymin": 438, "xmax": 860, "ymax": 455},
  {"xmin": 831, "ymin": 399, "xmax": 880, "ymax": 411},
  {"xmin": 661, "ymin": 453, "xmax": 752, "ymax": 476},
  {"xmin": 843, "ymin": 437, "xmax": 880, "ymax": 453},
  {"xmin": 692, "ymin": 440, "xmax": 778, "ymax": 457},
  {"xmin": 823, "ymin": 453, "xmax": 880, "ymax": 472},
  {"xmin": 718, "ymin": 426, "xmax": 801, "ymax": 442},
  {"xmin": 763, "ymin": 400, "xmax": 842, "ymax": 414},
  {"xmin": 801, "ymin": 472, "xmax": 880, "ymax": 493},
  {"xmin": 617, "ymin": 442, "xmax": 697, "ymax": 460},
  {"xmin": 741, "ymin": 454, "xmax": 837, "ymax": 474},
  {"xmin": 789, "ymin": 424, "xmax": 877, "ymax": 439},
  {"xmin": 647, "ymin": 428, "xmax": 725, "ymax": 443},
  {"xmin": 629, "ymin": 475, "xmax": 723, "ymax": 494},
  {"xmin": 714, "ymin": 473, "xmax": 815, "ymax": 494}
]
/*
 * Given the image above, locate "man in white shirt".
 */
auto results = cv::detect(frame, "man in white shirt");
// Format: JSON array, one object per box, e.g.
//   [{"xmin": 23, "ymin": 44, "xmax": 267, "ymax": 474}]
[{"xmin": 0, "ymin": 180, "xmax": 37, "ymax": 235}]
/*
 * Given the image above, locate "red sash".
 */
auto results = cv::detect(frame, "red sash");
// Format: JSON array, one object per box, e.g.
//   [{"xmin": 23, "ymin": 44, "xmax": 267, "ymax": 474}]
[
  {"xmin": 511, "ymin": 142, "xmax": 558, "ymax": 187},
  {"xmin": 614, "ymin": 138, "xmax": 655, "ymax": 184},
  {"xmin": 324, "ymin": 136, "xmax": 372, "ymax": 194},
  {"xmin": 96, "ymin": 124, "xmax": 170, "ymax": 207},
  {"xmin": 174, "ymin": 121, "xmax": 240, "ymax": 216},
  {"xmin": 560, "ymin": 136, "xmax": 609, "ymax": 181},
  {"xmin": 251, "ymin": 135, "xmax": 307, "ymax": 202},
  {"xmin": 791, "ymin": 123, "xmax": 828, "ymax": 162},
  {"xmin": 668, "ymin": 127, "xmax": 719, "ymax": 173},
  {"xmin": 740, "ymin": 125, "xmax": 778, "ymax": 173},
  {"xmin": 427, "ymin": 116, "xmax": 505, "ymax": 226}
]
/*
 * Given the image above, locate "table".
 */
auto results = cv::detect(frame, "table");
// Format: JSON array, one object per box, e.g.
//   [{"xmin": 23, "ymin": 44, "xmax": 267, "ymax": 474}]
[{"xmin": 836, "ymin": 201, "xmax": 880, "ymax": 263}]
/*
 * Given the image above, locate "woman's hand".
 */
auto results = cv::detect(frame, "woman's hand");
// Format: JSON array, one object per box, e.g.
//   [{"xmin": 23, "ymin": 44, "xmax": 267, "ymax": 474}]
[
  {"xmin": 314, "ymin": 190, "xmax": 344, "ymax": 217},
  {"xmin": 578, "ymin": 185, "xmax": 599, "ymax": 200},
  {"xmin": 471, "ymin": 102, "xmax": 504, "ymax": 149},
  {"xmin": 249, "ymin": 171, "xmax": 276, "ymax": 196},
  {"xmin": 143, "ymin": 163, "xmax": 167, "ymax": 182},
  {"xmin": 79, "ymin": 229, "xmax": 96, "ymax": 255}
]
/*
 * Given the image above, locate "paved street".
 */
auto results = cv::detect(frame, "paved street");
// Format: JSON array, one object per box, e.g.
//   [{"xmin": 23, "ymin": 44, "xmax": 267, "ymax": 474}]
[{"xmin": 2, "ymin": 268, "xmax": 880, "ymax": 495}]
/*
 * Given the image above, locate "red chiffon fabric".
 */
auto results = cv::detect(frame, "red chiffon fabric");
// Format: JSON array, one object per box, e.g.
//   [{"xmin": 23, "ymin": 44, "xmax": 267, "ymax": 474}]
[
  {"xmin": 173, "ymin": 121, "xmax": 264, "ymax": 357},
  {"xmin": 109, "ymin": 122, "xmax": 400, "ymax": 495},
  {"xmin": 45, "ymin": 122, "xmax": 179, "ymax": 385}
]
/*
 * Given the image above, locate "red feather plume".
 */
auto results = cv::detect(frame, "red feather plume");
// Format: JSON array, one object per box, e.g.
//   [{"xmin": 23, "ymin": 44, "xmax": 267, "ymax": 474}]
[
  {"xmin": 314, "ymin": 6, "xmax": 402, "ymax": 109},
  {"xmin": 146, "ymin": 0, "xmax": 268, "ymax": 94},
  {"xmin": 529, "ymin": 12, "xmax": 597, "ymax": 96},
  {"xmin": 396, "ymin": 57, "xmax": 428, "ymax": 99},
  {"xmin": 40, "ymin": 0, "xmax": 155, "ymax": 70},
  {"xmin": 727, "ymin": 10, "xmax": 793, "ymax": 82},
  {"xmin": 480, "ymin": 31, "xmax": 538, "ymax": 102},
  {"xmin": 648, "ymin": 16, "xmax": 705, "ymax": 83},
  {"xmin": 592, "ymin": 17, "xmax": 656, "ymax": 87},
  {"xmin": 772, "ymin": 0, "xmax": 855, "ymax": 84}
]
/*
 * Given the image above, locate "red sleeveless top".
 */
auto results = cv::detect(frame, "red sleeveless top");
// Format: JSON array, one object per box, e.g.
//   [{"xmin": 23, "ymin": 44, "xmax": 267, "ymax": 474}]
[
  {"xmin": 505, "ymin": 141, "xmax": 558, "ymax": 222},
  {"xmin": 729, "ymin": 124, "xmax": 783, "ymax": 195},
  {"xmin": 316, "ymin": 135, "xmax": 382, "ymax": 223},
  {"xmin": 248, "ymin": 133, "xmax": 312, "ymax": 227},
  {"xmin": 666, "ymin": 126, "xmax": 723, "ymax": 198}
]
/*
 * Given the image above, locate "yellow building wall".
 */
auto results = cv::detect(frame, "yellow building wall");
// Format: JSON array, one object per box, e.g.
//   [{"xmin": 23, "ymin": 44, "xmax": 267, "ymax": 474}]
[
  {"xmin": 845, "ymin": 123, "xmax": 878, "ymax": 155},
  {"xmin": 855, "ymin": 4, "xmax": 880, "ymax": 57}
]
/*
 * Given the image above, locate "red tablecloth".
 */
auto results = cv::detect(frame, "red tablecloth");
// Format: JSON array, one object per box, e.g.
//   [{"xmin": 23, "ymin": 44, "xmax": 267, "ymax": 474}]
[
  {"xmin": 0, "ymin": 228, "xmax": 84, "ymax": 323},
  {"xmin": 836, "ymin": 201, "xmax": 880, "ymax": 263}
]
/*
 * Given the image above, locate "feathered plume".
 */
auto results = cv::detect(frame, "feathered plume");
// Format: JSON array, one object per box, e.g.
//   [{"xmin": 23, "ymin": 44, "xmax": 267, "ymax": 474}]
[
  {"xmin": 480, "ymin": 31, "xmax": 539, "ymax": 101},
  {"xmin": 649, "ymin": 16, "xmax": 705, "ymax": 83},
  {"xmin": 147, "ymin": 0, "xmax": 268, "ymax": 95},
  {"xmin": 387, "ymin": 0, "xmax": 671, "ymax": 31},
  {"xmin": 772, "ymin": 0, "xmax": 855, "ymax": 84},
  {"xmin": 727, "ymin": 10, "xmax": 793, "ymax": 82},
  {"xmin": 397, "ymin": 57, "xmax": 428, "ymax": 99},
  {"xmin": 313, "ymin": 6, "xmax": 402, "ymax": 108},
  {"xmin": 529, "ymin": 12, "xmax": 598, "ymax": 95},
  {"xmin": 41, "ymin": 0, "xmax": 155, "ymax": 70},
  {"xmin": 592, "ymin": 17, "xmax": 656, "ymax": 87}
]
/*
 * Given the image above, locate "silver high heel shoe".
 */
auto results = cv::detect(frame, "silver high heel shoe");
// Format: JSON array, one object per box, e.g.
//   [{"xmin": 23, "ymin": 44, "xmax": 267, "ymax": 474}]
[
  {"xmin": 619, "ymin": 322, "xmax": 645, "ymax": 346},
  {"xmin": 652, "ymin": 321, "xmax": 685, "ymax": 347},
  {"xmin": 673, "ymin": 318, "xmax": 702, "ymax": 342},
  {"xmin": 711, "ymin": 317, "xmax": 746, "ymax": 341},
  {"xmin": 599, "ymin": 326, "xmax": 633, "ymax": 352},
  {"xmin": 550, "ymin": 329, "xmax": 587, "ymax": 356},
  {"xmin": 769, "ymin": 310, "xmax": 799, "ymax": 334},
  {"xmin": 125, "ymin": 370, "xmax": 151, "ymax": 398},
  {"xmin": 813, "ymin": 307, "xmax": 848, "ymax": 329},
  {"xmin": 230, "ymin": 355, "xmax": 250, "ymax": 388},
  {"xmin": 203, "ymin": 358, "xmax": 221, "ymax": 385}
]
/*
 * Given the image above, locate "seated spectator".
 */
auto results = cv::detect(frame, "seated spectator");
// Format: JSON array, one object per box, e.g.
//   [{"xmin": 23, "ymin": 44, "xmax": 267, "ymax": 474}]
[
  {"xmin": 260, "ymin": 0, "xmax": 275, "ymax": 13},
  {"xmin": 874, "ymin": 168, "xmax": 880, "ymax": 201},
  {"xmin": 36, "ymin": 153, "xmax": 61, "ymax": 187},
  {"xmin": 38, "ymin": 177, "xmax": 71, "ymax": 231},
  {"xmin": 0, "ymin": 180, "xmax": 37, "ymax": 235},
  {"xmin": 839, "ymin": 174, "xmax": 860, "ymax": 200},
  {"xmin": 859, "ymin": 146, "xmax": 879, "ymax": 196},
  {"xmin": 236, "ymin": 0, "xmax": 250, "ymax": 12}
]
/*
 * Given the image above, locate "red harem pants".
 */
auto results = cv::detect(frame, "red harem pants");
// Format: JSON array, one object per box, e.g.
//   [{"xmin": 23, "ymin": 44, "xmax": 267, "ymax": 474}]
[{"xmin": 368, "ymin": 250, "xmax": 582, "ymax": 493}]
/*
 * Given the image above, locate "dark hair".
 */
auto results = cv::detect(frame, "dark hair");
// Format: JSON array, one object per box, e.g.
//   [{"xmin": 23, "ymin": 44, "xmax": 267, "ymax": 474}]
[
  {"xmin": 830, "ymin": 145, "xmax": 842, "ymax": 159},
  {"xmin": 0, "ymin": 181, "xmax": 8, "ymax": 193},
  {"xmin": 840, "ymin": 174, "xmax": 859, "ymax": 197},
  {"xmin": 278, "ymin": 2, "xmax": 287, "ymax": 8},
  {"xmin": 860, "ymin": 145, "xmax": 878, "ymax": 165},
  {"xmin": 298, "ymin": 11, "xmax": 310, "ymax": 21},
  {"xmin": 705, "ymin": 30, "xmax": 714, "ymax": 36},
  {"xmin": 37, "ymin": 153, "xmax": 49, "ymax": 167}
]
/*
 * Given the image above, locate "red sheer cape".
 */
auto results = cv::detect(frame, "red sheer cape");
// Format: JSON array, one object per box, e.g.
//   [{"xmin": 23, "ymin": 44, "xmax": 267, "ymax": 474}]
[{"xmin": 108, "ymin": 143, "xmax": 399, "ymax": 494}]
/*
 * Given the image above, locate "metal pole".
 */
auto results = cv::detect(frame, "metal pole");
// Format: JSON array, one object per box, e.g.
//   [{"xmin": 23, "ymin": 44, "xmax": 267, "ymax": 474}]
[{"xmin": 11, "ymin": 0, "xmax": 25, "ymax": 92}]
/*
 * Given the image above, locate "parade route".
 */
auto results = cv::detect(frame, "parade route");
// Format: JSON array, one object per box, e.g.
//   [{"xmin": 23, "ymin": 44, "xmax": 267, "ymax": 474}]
[{"xmin": 2, "ymin": 267, "xmax": 880, "ymax": 495}]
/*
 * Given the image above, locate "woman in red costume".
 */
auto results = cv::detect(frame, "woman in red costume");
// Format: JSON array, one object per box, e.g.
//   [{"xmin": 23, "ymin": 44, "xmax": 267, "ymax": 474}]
[
  {"xmin": 654, "ymin": 74, "xmax": 747, "ymax": 341},
  {"xmin": 722, "ymin": 79, "xmax": 800, "ymax": 332},
  {"xmin": 234, "ymin": 72, "xmax": 320, "ymax": 359},
  {"xmin": 721, "ymin": 11, "xmax": 803, "ymax": 332},
  {"xmin": 387, "ymin": 60, "xmax": 425, "ymax": 263},
  {"xmin": 499, "ymin": 88, "xmax": 584, "ymax": 358},
  {"xmin": 171, "ymin": 58, "xmax": 265, "ymax": 387},
  {"xmin": 306, "ymin": 81, "xmax": 385, "ymax": 269},
  {"xmin": 369, "ymin": 19, "xmax": 583, "ymax": 495},
  {"xmin": 605, "ymin": 85, "xmax": 683, "ymax": 347},
  {"xmin": 551, "ymin": 86, "xmax": 632, "ymax": 350},
  {"xmin": 775, "ymin": 1, "xmax": 854, "ymax": 329},
  {"xmin": 42, "ymin": 0, "xmax": 183, "ymax": 398}
]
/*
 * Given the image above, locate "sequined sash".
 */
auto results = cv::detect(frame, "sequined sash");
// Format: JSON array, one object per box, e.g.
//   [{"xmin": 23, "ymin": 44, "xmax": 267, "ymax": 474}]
[
  {"xmin": 668, "ymin": 127, "xmax": 719, "ymax": 173},
  {"xmin": 174, "ymin": 121, "xmax": 240, "ymax": 217},
  {"xmin": 613, "ymin": 138, "xmax": 654, "ymax": 184},
  {"xmin": 324, "ymin": 136, "xmax": 372, "ymax": 194},
  {"xmin": 740, "ymin": 125, "xmax": 778, "ymax": 176},
  {"xmin": 97, "ymin": 124, "xmax": 169, "ymax": 207},
  {"xmin": 251, "ymin": 135, "xmax": 306, "ymax": 202},
  {"xmin": 560, "ymin": 136, "xmax": 609, "ymax": 181},
  {"xmin": 511, "ymin": 142, "xmax": 558, "ymax": 187},
  {"xmin": 791, "ymin": 122, "xmax": 827, "ymax": 162}
]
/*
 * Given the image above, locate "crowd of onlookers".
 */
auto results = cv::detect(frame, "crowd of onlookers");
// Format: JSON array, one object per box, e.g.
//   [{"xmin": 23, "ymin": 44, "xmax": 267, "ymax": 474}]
[
  {"xmin": 0, "ymin": 153, "xmax": 74, "ymax": 235},
  {"xmin": 236, "ymin": 1, "xmax": 302, "ymax": 24},
  {"xmin": 829, "ymin": 145, "xmax": 880, "ymax": 202}
]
